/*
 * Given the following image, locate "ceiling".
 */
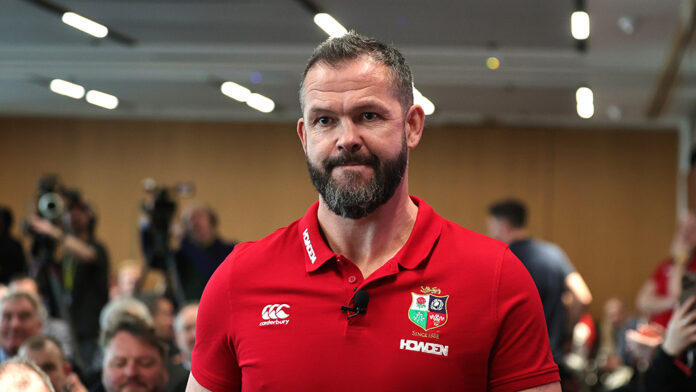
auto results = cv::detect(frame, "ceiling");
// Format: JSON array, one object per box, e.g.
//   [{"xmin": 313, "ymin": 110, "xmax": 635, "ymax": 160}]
[{"xmin": 0, "ymin": 0, "xmax": 691, "ymax": 128}]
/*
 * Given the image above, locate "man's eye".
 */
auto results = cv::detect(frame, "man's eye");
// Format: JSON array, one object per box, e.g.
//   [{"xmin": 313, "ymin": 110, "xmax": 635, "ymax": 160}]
[
  {"xmin": 317, "ymin": 117, "xmax": 331, "ymax": 125},
  {"xmin": 363, "ymin": 112, "xmax": 378, "ymax": 120}
]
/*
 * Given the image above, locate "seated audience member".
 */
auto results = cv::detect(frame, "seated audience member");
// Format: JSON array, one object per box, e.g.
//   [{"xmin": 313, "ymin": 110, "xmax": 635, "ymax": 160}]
[
  {"xmin": 138, "ymin": 295, "xmax": 188, "ymax": 391},
  {"xmin": 637, "ymin": 211, "xmax": 696, "ymax": 327},
  {"xmin": 19, "ymin": 335, "xmax": 87, "ymax": 392},
  {"xmin": 0, "ymin": 291, "xmax": 44, "ymax": 360},
  {"xmin": 0, "ymin": 356, "xmax": 54, "ymax": 392},
  {"xmin": 140, "ymin": 202, "xmax": 235, "ymax": 303},
  {"xmin": 139, "ymin": 295, "xmax": 175, "ymax": 345},
  {"xmin": 9, "ymin": 275, "xmax": 75, "ymax": 361},
  {"xmin": 173, "ymin": 303, "xmax": 197, "ymax": 370},
  {"xmin": 95, "ymin": 297, "xmax": 187, "ymax": 392},
  {"xmin": 92, "ymin": 314, "xmax": 173, "ymax": 392},
  {"xmin": 645, "ymin": 297, "xmax": 696, "ymax": 391},
  {"xmin": 0, "ymin": 207, "xmax": 27, "ymax": 285},
  {"xmin": 109, "ymin": 262, "xmax": 143, "ymax": 299}
]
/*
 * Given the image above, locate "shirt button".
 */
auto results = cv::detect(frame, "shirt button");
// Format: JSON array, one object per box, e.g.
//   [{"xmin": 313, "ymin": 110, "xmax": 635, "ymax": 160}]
[{"xmin": 347, "ymin": 275, "xmax": 357, "ymax": 284}]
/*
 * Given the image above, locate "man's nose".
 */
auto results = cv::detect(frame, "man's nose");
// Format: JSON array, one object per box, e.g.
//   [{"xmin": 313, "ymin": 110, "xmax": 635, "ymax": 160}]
[
  {"xmin": 124, "ymin": 361, "xmax": 139, "ymax": 377},
  {"xmin": 336, "ymin": 120, "xmax": 362, "ymax": 154}
]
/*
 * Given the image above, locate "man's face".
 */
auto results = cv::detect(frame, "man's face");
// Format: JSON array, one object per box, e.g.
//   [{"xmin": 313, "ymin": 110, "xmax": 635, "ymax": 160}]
[
  {"xmin": 188, "ymin": 209, "xmax": 215, "ymax": 246},
  {"xmin": 153, "ymin": 298, "xmax": 174, "ymax": 340},
  {"xmin": 175, "ymin": 305, "xmax": 198, "ymax": 361},
  {"xmin": 69, "ymin": 205, "xmax": 91, "ymax": 234},
  {"xmin": 23, "ymin": 343, "xmax": 69, "ymax": 392},
  {"xmin": 102, "ymin": 331, "xmax": 168, "ymax": 392},
  {"xmin": 0, "ymin": 298, "xmax": 42, "ymax": 355},
  {"xmin": 486, "ymin": 216, "xmax": 506, "ymax": 241},
  {"xmin": 298, "ymin": 57, "xmax": 419, "ymax": 219}
]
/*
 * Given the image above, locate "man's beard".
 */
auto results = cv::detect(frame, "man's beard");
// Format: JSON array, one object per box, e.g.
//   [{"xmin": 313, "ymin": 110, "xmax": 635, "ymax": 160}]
[{"xmin": 306, "ymin": 134, "xmax": 408, "ymax": 219}]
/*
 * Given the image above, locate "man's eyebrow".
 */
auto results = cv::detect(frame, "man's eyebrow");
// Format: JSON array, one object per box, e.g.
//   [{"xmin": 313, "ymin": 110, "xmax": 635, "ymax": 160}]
[{"xmin": 352, "ymin": 102, "xmax": 387, "ymax": 113}]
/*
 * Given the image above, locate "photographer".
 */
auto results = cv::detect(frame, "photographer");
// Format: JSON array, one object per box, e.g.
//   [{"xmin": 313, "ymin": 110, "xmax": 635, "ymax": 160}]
[
  {"xmin": 645, "ymin": 296, "xmax": 696, "ymax": 391},
  {"xmin": 140, "ymin": 202, "xmax": 235, "ymax": 304},
  {"xmin": 27, "ymin": 197, "xmax": 109, "ymax": 372}
]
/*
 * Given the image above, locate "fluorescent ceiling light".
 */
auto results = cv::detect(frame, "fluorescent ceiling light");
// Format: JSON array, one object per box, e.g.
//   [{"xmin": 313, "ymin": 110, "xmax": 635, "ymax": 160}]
[
  {"xmin": 575, "ymin": 87, "xmax": 593, "ymax": 105},
  {"xmin": 413, "ymin": 87, "xmax": 435, "ymax": 116},
  {"xmin": 577, "ymin": 103, "xmax": 594, "ymax": 119},
  {"xmin": 221, "ymin": 82, "xmax": 251, "ymax": 102},
  {"xmin": 571, "ymin": 11, "xmax": 590, "ymax": 40},
  {"xmin": 576, "ymin": 87, "xmax": 593, "ymax": 119},
  {"xmin": 62, "ymin": 12, "xmax": 108, "ymax": 38},
  {"xmin": 314, "ymin": 13, "xmax": 348, "ymax": 37},
  {"xmin": 86, "ymin": 90, "xmax": 119, "ymax": 109},
  {"xmin": 49, "ymin": 79, "xmax": 85, "ymax": 99},
  {"xmin": 246, "ymin": 93, "xmax": 275, "ymax": 113}
]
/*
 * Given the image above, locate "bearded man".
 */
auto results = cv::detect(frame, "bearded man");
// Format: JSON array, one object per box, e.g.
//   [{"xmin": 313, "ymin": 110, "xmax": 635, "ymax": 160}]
[{"xmin": 187, "ymin": 32, "xmax": 560, "ymax": 392}]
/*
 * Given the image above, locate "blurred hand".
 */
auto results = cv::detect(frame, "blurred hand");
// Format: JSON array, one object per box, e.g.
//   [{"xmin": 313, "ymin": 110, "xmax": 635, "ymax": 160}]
[
  {"xmin": 625, "ymin": 323, "xmax": 664, "ymax": 366},
  {"xmin": 64, "ymin": 372, "xmax": 87, "ymax": 392},
  {"xmin": 662, "ymin": 296, "xmax": 696, "ymax": 357},
  {"xmin": 27, "ymin": 214, "xmax": 62, "ymax": 239}
]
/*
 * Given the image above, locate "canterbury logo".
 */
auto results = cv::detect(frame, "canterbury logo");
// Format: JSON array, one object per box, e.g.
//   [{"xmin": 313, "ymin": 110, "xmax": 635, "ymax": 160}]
[
  {"xmin": 262, "ymin": 304, "xmax": 290, "ymax": 320},
  {"xmin": 259, "ymin": 304, "xmax": 290, "ymax": 327}
]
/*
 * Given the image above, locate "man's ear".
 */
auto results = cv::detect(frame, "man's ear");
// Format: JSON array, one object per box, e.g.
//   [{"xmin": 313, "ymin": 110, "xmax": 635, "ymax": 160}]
[
  {"xmin": 404, "ymin": 104, "xmax": 425, "ymax": 149},
  {"xmin": 297, "ymin": 118, "xmax": 308, "ymax": 153}
]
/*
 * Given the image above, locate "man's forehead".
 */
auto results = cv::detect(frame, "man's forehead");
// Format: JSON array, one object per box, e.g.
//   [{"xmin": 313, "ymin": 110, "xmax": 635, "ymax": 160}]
[
  {"xmin": 3, "ymin": 298, "xmax": 35, "ymax": 312},
  {"xmin": 108, "ymin": 331, "xmax": 160, "ymax": 356},
  {"xmin": 304, "ymin": 57, "xmax": 389, "ymax": 90}
]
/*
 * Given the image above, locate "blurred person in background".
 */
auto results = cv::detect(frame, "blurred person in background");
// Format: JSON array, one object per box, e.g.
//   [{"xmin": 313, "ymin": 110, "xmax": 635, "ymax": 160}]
[
  {"xmin": 488, "ymin": 199, "xmax": 593, "ymax": 389},
  {"xmin": 9, "ymin": 275, "xmax": 75, "ymax": 361},
  {"xmin": 0, "ymin": 357, "xmax": 54, "ymax": 392},
  {"xmin": 96, "ymin": 296, "xmax": 188, "ymax": 392},
  {"xmin": 109, "ymin": 262, "xmax": 143, "ymax": 300},
  {"xmin": 644, "ymin": 296, "xmax": 696, "ymax": 391},
  {"xmin": 637, "ymin": 211, "xmax": 696, "ymax": 327},
  {"xmin": 27, "ymin": 196, "xmax": 109, "ymax": 372},
  {"xmin": 93, "ymin": 314, "xmax": 173, "ymax": 392},
  {"xmin": 0, "ymin": 290, "xmax": 44, "ymax": 360},
  {"xmin": 139, "ymin": 295, "xmax": 176, "ymax": 349},
  {"xmin": 140, "ymin": 203, "xmax": 235, "ymax": 304},
  {"xmin": 19, "ymin": 335, "xmax": 87, "ymax": 392},
  {"xmin": 0, "ymin": 206, "xmax": 27, "ymax": 285},
  {"xmin": 173, "ymin": 304, "xmax": 197, "ymax": 371}
]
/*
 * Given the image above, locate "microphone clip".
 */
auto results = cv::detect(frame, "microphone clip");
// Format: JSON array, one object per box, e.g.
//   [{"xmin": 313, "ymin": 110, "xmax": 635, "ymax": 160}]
[{"xmin": 340, "ymin": 305, "xmax": 365, "ymax": 319}]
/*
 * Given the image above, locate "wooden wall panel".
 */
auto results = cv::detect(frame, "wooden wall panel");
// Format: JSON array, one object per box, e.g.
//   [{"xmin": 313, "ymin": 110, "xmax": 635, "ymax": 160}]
[{"xmin": 0, "ymin": 117, "xmax": 678, "ymax": 317}]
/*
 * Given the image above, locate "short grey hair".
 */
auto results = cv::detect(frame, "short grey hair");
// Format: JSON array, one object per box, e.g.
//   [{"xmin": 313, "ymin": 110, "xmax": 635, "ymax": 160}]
[
  {"xmin": 0, "ymin": 291, "xmax": 46, "ymax": 323},
  {"xmin": 299, "ymin": 31, "xmax": 414, "ymax": 113},
  {"xmin": 99, "ymin": 296, "xmax": 153, "ymax": 331}
]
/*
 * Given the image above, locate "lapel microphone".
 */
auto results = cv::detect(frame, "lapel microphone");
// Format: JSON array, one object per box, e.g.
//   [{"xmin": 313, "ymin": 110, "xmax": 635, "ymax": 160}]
[{"xmin": 341, "ymin": 290, "xmax": 369, "ymax": 319}]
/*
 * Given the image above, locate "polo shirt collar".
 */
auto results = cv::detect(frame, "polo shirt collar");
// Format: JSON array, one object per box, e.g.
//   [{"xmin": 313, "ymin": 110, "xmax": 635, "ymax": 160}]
[{"xmin": 298, "ymin": 196, "xmax": 442, "ymax": 272}]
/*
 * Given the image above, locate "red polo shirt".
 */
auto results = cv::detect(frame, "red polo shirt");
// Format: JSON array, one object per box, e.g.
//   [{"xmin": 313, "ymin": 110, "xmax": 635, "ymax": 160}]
[{"xmin": 192, "ymin": 197, "xmax": 559, "ymax": 391}]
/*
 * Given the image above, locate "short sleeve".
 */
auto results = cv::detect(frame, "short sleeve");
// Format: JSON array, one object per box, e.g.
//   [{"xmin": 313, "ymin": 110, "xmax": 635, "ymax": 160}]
[
  {"xmin": 488, "ymin": 248, "xmax": 560, "ymax": 392},
  {"xmin": 190, "ymin": 255, "xmax": 241, "ymax": 391},
  {"xmin": 551, "ymin": 244, "xmax": 575, "ymax": 277}
]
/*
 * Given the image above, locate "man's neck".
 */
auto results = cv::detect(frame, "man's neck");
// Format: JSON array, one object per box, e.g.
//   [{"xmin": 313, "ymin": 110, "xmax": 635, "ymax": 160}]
[
  {"xmin": 506, "ymin": 228, "xmax": 529, "ymax": 244},
  {"xmin": 317, "ymin": 185, "xmax": 418, "ymax": 279}
]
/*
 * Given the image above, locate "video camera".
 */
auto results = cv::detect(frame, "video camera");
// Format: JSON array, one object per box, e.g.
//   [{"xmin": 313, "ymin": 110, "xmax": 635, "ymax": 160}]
[
  {"xmin": 140, "ymin": 178, "xmax": 194, "ymax": 238},
  {"xmin": 26, "ymin": 174, "xmax": 82, "ymax": 234}
]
